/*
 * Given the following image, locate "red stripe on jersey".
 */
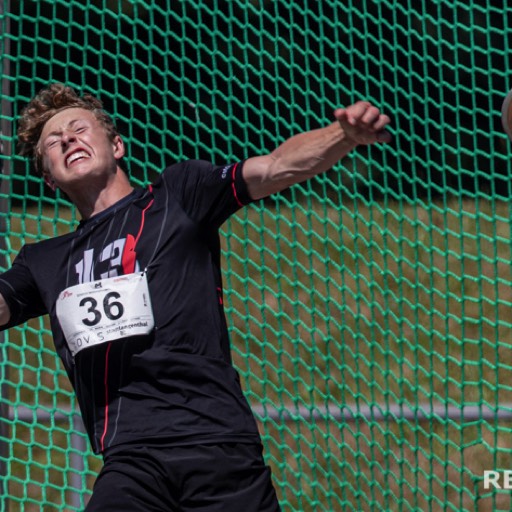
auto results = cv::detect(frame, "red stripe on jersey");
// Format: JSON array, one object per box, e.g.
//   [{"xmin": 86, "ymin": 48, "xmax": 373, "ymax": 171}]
[
  {"xmin": 231, "ymin": 163, "xmax": 243, "ymax": 207},
  {"xmin": 103, "ymin": 194, "xmax": 155, "ymax": 451},
  {"xmin": 121, "ymin": 234, "xmax": 136, "ymax": 274},
  {"xmin": 121, "ymin": 198, "xmax": 155, "ymax": 274},
  {"xmin": 135, "ymin": 198, "xmax": 155, "ymax": 246},
  {"xmin": 99, "ymin": 342, "xmax": 112, "ymax": 452}
]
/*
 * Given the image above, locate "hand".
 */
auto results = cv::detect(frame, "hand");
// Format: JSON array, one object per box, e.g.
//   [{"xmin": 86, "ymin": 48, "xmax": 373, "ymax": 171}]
[{"xmin": 334, "ymin": 101, "xmax": 392, "ymax": 145}]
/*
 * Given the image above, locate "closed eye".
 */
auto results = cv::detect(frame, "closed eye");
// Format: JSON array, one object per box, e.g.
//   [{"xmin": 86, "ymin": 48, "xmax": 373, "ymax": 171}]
[{"xmin": 45, "ymin": 138, "xmax": 59, "ymax": 149}]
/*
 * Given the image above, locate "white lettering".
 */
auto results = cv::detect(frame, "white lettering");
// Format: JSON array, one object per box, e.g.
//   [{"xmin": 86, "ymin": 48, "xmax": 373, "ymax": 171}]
[
  {"xmin": 504, "ymin": 471, "xmax": 512, "ymax": 489},
  {"xmin": 74, "ymin": 238, "xmax": 141, "ymax": 284},
  {"xmin": 484, "ymin": 471, "xmax": 500, "ymax": 488},
  {"xmin": 75, "ymin": 249, "xmax": 95, "ymax": 284},
  {"xmin": 100, "ymin": 239, "xmax": 125, "ymax": 279}
]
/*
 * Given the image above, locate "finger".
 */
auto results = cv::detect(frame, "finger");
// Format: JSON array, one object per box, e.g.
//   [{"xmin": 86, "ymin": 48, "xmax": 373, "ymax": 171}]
[
  {"xmin": 333, "ymin": 108, "xmax": 348, "ymax": 123},
  {"xmin": 372, "ymin": 114, "xmax": 391, "ymax": 132},
  {"xmin": 346, "ymin": 101, "xmax": 372, "ymax": 124},
  {"xmin": 361, "ymin": 106, "xmax": 381, "ymax": 125},
  {"xmin": 334, "ymin": 105, "xmax": 392, "ymax": 143},
  {"xmin": 335, "ymin": 102, "xmax": 369, "ymax": 125}
]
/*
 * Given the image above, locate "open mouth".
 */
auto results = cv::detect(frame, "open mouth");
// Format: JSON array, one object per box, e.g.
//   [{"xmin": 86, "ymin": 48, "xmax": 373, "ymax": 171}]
[{"xmin": 66, "ymin": 150, "xmax": 90, "ymax": 167}]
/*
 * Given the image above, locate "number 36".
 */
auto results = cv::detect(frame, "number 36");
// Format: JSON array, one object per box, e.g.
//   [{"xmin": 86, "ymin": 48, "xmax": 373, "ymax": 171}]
[{"xmin": 79, "ymin": 292, "xmax": 125, "ymax": 326}]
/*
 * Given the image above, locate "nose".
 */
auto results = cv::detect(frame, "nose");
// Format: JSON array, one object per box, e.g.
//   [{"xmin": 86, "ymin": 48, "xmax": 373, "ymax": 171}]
[{"xmin": 61, "ymin": 130, "xmax": 77, "ymax": 149}]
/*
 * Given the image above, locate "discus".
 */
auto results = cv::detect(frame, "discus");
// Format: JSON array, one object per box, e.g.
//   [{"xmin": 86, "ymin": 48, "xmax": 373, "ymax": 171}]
[{"xmin": 501, "ymin": 88, "xmax": 512, "ymax": 141}]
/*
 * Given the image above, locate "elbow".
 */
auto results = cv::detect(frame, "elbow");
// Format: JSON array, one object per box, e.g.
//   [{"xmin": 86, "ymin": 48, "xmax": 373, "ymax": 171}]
[
  {"xmin": 243, "ymin": 154, "xmax": 316, "ymax": 199},
  {"xmin": 247, "ymin": 168, "xmax": 295, "ymax": 200}
]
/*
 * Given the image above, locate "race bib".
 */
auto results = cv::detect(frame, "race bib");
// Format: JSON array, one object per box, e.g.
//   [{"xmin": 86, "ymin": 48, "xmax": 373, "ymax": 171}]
[{"xmin": 56, "ymin": 272, "xmax": 154, "ymax": 356}]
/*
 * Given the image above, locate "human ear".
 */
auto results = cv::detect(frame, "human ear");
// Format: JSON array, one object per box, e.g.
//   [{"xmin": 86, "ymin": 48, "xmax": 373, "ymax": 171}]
[
  {"xmin": 112, "ymin": 135, "xmax": 125, "ymax": 160},
  {"xmin": 43, "ymin": 172, "xmax": 57, "ymax": 191}
]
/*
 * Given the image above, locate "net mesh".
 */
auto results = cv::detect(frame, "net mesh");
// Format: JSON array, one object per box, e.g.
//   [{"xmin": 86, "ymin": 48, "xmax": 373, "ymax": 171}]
[{"xmin": 1, "ymin": 1, "xmax": 512, "ymax": 510}]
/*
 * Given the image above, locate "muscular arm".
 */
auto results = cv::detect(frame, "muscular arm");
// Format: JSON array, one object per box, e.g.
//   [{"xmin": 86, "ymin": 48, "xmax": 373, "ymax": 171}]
[{"xmin": 242, "ymin": 101, "xmax": 392, "ymax": 200}]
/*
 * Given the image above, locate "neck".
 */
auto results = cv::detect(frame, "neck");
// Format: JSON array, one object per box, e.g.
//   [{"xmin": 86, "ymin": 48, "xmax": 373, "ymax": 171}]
[{"xmin": 66, "ymin": 168, "xmax": 134, "ymax": 220}]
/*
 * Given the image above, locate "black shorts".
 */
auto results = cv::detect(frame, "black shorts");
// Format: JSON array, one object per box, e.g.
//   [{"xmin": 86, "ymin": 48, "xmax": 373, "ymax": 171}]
[{"xmin": 85, "ymin": 442, "xmax": 281, "ymax": 512}]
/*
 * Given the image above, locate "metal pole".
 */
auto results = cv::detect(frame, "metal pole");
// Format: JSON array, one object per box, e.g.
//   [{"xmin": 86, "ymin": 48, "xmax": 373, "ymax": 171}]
[{"xmin": 0, "ymin": 0, "xmax": 11, "ymax": 509}]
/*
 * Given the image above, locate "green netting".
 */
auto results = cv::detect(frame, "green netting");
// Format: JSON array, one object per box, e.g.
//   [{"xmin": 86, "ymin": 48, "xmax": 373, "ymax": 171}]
[{"xmin": 1, "ymin": 0, "xmax": 512, "ymax": 510}]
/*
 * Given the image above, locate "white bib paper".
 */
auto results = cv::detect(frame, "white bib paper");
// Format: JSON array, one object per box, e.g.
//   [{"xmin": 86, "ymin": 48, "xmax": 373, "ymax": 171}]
[{"xmin": 56, "ymin": 272, "xmax": 154, "ymax": 356}]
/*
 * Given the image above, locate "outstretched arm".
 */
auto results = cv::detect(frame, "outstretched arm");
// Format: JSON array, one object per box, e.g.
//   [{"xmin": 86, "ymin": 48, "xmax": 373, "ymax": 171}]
[{"xmin": 242, "ymin": 101, "xmax": 391, "ymax": 200}]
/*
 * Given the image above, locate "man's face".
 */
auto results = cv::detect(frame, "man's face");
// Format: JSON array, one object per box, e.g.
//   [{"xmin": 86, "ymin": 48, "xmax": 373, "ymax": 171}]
[{"xmin": 38, "ymin": 107, "xmax": 124, "ymax": 192}]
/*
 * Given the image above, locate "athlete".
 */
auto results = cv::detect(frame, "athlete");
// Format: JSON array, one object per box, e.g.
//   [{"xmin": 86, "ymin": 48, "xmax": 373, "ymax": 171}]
[{"xmin": 0, "ymin": 83, "xmax": 391, "ymax": 511}]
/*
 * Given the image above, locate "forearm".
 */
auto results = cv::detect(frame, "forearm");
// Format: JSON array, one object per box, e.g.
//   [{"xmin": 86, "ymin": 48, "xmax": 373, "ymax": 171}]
[
  {"xmin": 243, "ymin": 102, "xmax": 391, "ymax": 200},
  {"xmin": 244, "ymin": 122, "xmax": 357, "ymax": 200},
  {"xmin": 268, "ymin": 121, "xmax": 356, "ymax": 183}
]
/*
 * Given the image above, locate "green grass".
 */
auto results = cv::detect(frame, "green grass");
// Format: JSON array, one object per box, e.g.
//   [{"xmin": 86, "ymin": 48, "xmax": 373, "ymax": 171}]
[
  {"xmin": 2, "ymin": 194, "xmax": 512, "ymax": 511},
  {"xmin": 224, "ymin": 195, "xmax": 512, "ymax": 512}
]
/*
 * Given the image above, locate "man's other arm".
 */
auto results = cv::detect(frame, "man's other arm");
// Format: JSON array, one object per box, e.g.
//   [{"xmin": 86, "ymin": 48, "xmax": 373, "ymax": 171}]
[{"xmin": 0, "ymin": 293, "xmax": 11, "ymax": 327}]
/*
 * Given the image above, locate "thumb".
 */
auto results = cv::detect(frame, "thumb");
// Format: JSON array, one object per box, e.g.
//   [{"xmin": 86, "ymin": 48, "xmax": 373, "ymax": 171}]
[{"xmin": 376, "ymin": 130, "xmax": 392, "ymax": 143}]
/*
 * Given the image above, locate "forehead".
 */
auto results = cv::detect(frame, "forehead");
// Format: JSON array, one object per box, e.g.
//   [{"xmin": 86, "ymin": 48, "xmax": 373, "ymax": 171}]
[{"xmin": 40, "ymin": 108, "xmax": 99, "ymax": 140}]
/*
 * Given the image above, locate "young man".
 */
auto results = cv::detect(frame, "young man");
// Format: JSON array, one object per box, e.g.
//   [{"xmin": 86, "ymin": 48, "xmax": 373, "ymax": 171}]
[{"xmin": 1, "ymin": 83, "xmax": 391, "ymax": 511}]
